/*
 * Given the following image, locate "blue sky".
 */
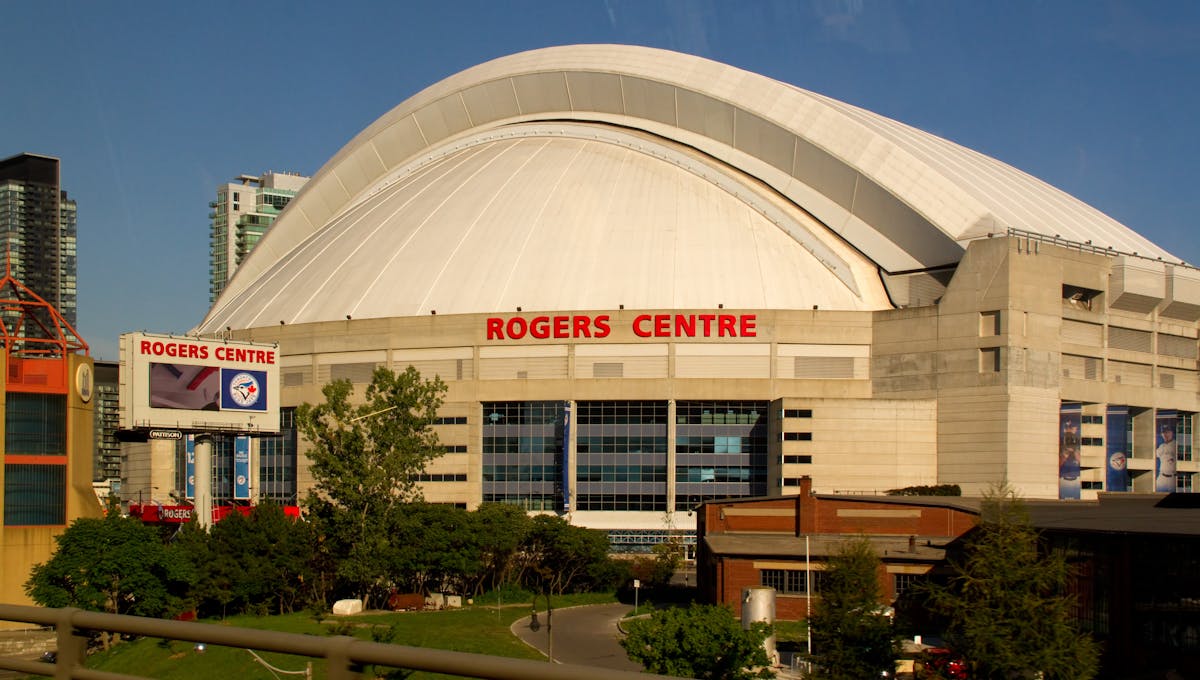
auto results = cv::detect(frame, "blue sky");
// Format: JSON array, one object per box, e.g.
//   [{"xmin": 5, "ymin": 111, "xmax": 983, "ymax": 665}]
[{"xmin": 3, "ymin": 1, "xmax": 1198, "ymax": 361}]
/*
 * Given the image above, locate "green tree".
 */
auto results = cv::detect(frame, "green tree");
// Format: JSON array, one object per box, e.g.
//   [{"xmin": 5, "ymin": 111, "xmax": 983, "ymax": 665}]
[
  {"xmin": 297, "ymin": 366, "xmax": 446, "ymax": 607},
  {"xmin": 621, "ymin": 604, "xmax": 774, "ymax": 679},
  {"xmin": 922, "ymin": 488, "xmax": 1100, "ymax": 680},
  {"xmin": 808, "ymin": 536, "xmax": 900, "ymax": 680},
  {"xmin": 389, "ymin": 502, "xmax": 481, "ymax": 595},
  {"xmin": 520, "ymin": 514, "xmax": 613, "ymax": 596},
  {"xmin": 469, "ymin": 502, "xmax": 530, "ymax": 595},
  {"xmin": 649, "ymin": 536, "xmax": 684, "ymax": 586},
  {"xmin": 26, "ymin": 513, "xmax": 193, "ymax": 620},
  {"xmin": 197, "ymin": 504, "xmax": 316, "ymax": 616}
]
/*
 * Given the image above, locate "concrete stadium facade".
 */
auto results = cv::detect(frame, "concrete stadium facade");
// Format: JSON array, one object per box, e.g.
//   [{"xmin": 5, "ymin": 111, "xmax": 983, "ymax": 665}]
[{"xmin": 190, "ymin": 45, "xmax": 1200, "ymax": 548}]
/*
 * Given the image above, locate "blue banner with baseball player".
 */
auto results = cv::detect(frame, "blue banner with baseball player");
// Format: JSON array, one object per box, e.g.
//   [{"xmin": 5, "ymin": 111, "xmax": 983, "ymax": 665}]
[
  {"xmin": 185, "ymin": 435, "xmax": 195, "ymax": 499},
  {"xmin": 1059, "ymin": 402, "xmax": 1082, "ymax": 500},
  {"xmin": 562, "ymin": 403, "xmax": 572, "ymax": 513},
  {"xmin": 1156, "ymin": 409, "xmax": 1178, "ymax": 492},
  {"xmin": 234, "ymin": 436, "xmax": 251, "ymax": 500},
  {"xmin": 1105, "ymin": 406, "xmax": 1130, "ymax": 492}
]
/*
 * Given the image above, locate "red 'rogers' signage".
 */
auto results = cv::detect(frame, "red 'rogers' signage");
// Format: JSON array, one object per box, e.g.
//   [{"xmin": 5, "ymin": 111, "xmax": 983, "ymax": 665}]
[
  {"xmin": 486, "ymin": 313, "xmax": 757, "ymax": 340},
  {"xmin": 138, "ymin": 339, "xmax": 277, "ymax": 365}
]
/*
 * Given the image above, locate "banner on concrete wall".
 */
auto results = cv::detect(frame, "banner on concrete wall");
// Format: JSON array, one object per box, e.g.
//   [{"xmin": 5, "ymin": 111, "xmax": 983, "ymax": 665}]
[
  {"xmin": 1105, "ymin": 406, "xmax": 1130, "ymax": 492},
  {"xmin": 234, "ymin": 436, "xmax": 251, "ymax": 500},
  {"xmin": 1059, "ymin": 402, "xmax": 1082, "ymax": 500},
  {"xmin": 1156, "ymin": 409, "xmax": 1178, "ymax": 493},
  {"xmin": 185, "ymin": 435, "xmax": 195, "ymax": 500},
  {"xmin": 561, "ymin": 403, "xmax": 572, "ymax": 513}
]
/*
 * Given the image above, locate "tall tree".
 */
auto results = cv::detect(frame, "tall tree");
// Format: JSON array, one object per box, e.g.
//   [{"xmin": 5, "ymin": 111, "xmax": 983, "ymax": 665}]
[
  {"xmin": 621, "ymin": 604, "xmax": 774, "ymax": 680},
  {"xmin": 198, "ymin": 504, "xmax": 317, "ymax": 616},
  {"xmin": 808, "ymin": 536, "xmax": 899, "ymax": 680},
  {"xmin": 297, "ymin": 365, "xmax": 447, "ymax": 607},
  {"xmin": 922, "ymin": 488, "xmax": 1100, "ymax": 680},
  {"xmin": 26, "ymin": 513, "xmax": 193, "ymax": 619},
  {"xmin": 520, "ymin": 514, "xmax": 614, "ymax": 595},
  {"xmin": 389, "ymin": 502, "xmax": 481, "ymax": 595},
  {"xmin": 469, "ymin": 502, "xmax": 530, "ymax": 595}
]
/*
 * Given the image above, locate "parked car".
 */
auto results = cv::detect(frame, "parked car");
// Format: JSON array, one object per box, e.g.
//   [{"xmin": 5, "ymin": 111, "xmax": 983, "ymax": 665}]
[{"xmin": 914, "ymin": 647, "xmax": 968, "ymax": 679}]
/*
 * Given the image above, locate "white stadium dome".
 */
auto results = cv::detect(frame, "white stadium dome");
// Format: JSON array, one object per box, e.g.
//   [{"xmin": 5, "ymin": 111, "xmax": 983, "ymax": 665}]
[{"xmin": 197, "ymin": 44, "xmax": 1175, "ymax": 334}]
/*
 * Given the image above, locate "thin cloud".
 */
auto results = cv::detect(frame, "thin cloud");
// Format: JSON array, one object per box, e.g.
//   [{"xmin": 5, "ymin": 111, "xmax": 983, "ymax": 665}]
[
  {"xmin": 810, "ymin": 0, "xmax": 911, "ymax": 54},
  {"xmin": 1093, "ymin": 3, "xmax": 1200, "ymax": 57}
]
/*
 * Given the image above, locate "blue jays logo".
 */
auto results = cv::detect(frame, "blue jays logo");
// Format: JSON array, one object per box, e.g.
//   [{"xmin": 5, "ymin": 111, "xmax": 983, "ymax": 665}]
[{"xmin": 228, "ymin": 372, "xmax": 261, "ymax": 408}]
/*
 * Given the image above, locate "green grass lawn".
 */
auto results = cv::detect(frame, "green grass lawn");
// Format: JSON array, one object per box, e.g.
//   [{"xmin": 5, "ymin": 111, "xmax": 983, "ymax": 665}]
[{"xmin": 84, "ymin": 593, "xmax": 618, "ymax": 680}]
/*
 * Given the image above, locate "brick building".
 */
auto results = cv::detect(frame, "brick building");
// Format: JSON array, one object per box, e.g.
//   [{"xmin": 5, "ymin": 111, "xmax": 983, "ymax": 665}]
[{"xmin": 696, "ymin": 477, "xmax": 1200, "ymax": 678}]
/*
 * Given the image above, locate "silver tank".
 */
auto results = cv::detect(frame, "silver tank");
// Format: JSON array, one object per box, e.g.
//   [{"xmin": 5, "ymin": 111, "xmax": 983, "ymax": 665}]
[{"xmin": 741, "ymin": 585, "xmax": 777, "ymax": 664}]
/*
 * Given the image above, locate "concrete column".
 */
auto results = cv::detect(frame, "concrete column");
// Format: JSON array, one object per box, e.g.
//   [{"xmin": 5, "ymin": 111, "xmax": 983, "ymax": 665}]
[{"xmin": 194, "ymin": 433, "xmax": 214, "ymax": 530}]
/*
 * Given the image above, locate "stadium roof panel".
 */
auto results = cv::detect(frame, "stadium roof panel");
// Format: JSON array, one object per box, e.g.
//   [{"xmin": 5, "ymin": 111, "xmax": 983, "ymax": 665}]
[{"xmin": 198, "ymin": 44, "xmax": 1175, "ymax": 333}]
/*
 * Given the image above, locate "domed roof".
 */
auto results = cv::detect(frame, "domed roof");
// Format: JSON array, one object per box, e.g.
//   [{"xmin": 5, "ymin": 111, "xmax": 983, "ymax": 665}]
[{"xmin": 197, "ymin": 44, "xmax": 1175, "ymax": 333}]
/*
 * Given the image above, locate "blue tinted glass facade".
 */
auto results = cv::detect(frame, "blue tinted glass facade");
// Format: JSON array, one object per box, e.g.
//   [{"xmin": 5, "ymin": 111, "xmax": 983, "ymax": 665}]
[
  {"xmin": 259, "ymin": 408, "xmax": 297, "ymax": 503},
  {"xmin": 4, "ymin": 391, "xmax": 68, "ymax": 526},
  {"xmin": 482, "ymin": 401, "xmax": 565, "ymax": 510},
  {"xmin": 3, "ymin": 463, "xmax": 66, "ymax": 525},
  {"xmin": 674, "ymin": 400, "xmax": 768, "ymax": 510},
  {"xmin": 575, "ymin": 401, "xmax": 668, "ymax": 511},
  {"xmin": 5, "ymin": 393, "xmax": 66, "ymax": 454}
]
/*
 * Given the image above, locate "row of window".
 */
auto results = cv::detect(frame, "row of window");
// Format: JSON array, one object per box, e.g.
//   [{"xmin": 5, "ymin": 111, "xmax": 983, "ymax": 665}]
[
  {"xmin": 577, "ymin": 436, "xmax": 667, "ymax": 454},
  {"xmin": 676, "ymin": 435, "xmax": 765, "ymax": 454},
  {"xmin": 1079, "ymin": 475, "xmax": 1194, "ymax": 492},
  {"xmin": 676, "ymin": 401, "xmax": 767, "ymax": 423},
  {"xmin": 484, "ymin": 401, "xmax": 564, "ymax": 426},
  {"xmin": 677, "ymin": 466, "xmax": 759, "ymax": 483},
  {"xmin": 481, "ymin": 402, "xmax": 795, "ymax": 425},
  {"xmin": 760, "ymin": 568, "xmax": 921, "ymax": 597},
  {"xmin": 761, "ymin": 568, "xmax": 821, "ymax": 595},
  {"xmin": 416, "ymin": 473, "xmax": 467, "ymax": 482},
  {"xmin": 482, "ymin": 436, "xmax": 560, "ymax": 455},
  {"xmin": 576, "ymin": 494, "xmax": 666, "ymax": 511},
  {"xmin": 577, "ymin": 401, "xmax": 668, "ymax": 425},
  {"xmin": 483, "ymin": 494, "xmax": 558, "ymax": 511},
  {"xmin": 578, "ymin": 465, "xmax": 667, "ymax": 482},
  {"xmin": 482, "ymin": 465, "xmax": 560, "ymax": 482}
]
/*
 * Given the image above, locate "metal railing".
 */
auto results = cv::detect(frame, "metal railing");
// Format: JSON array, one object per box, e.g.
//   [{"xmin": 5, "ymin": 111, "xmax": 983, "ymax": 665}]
[
  {"xmin": 0, "ymin": 604, "xmax": 672, "ymax": 680},
  {"xmin": 1004, "ymin": 227, "xmax": 1197, "ymax": 271}
]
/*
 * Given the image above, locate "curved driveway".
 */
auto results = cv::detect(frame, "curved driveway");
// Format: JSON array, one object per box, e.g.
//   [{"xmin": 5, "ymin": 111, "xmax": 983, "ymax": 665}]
[{"xmin": 511, "ymin": 602, "xmax": 642, "ymax": 672}]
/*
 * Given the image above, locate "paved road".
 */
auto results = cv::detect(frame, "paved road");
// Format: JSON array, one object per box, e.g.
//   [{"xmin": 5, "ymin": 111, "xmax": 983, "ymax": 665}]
[{"xmin": 511, "ymin": 602, "xmax": 643, "ymax": 672}]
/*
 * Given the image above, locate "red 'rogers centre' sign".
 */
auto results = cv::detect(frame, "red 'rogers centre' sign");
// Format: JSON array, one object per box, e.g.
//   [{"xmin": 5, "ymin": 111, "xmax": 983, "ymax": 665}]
[
  {"xmin": 486, "ymin": 313, "xmax": 757, "ymax": 340},
  {"xmin": 138, "ymin": 339, "xmax": 277, "ymax": 365}
]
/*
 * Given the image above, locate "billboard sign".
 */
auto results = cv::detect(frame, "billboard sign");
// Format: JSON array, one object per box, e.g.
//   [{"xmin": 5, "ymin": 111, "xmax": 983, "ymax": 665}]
[
  {"xmin": 1155, "ymin": 409, "xmax": 1178, "ymax": 493},
  {"xmin": 120, "ymin": 332, "xmax": 280, "ymax": 434},
  {"xmin": 561, "ymin": 403, "xmax": 571, "ymax": 513},
  {"xmin": 1105, "ymin": 406, "xmax": 1130, "ymax": 492},
  {"xmin": 234, "ymin": 436, "xmax": 251, "ymax": 500},
  {"xmin": 1058, "ymin": 402, "xmax": 1082, "ymax": 500},
  {"xmin": 185, "ymin": 436, "xmax": 195, "ymax": 499}
]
